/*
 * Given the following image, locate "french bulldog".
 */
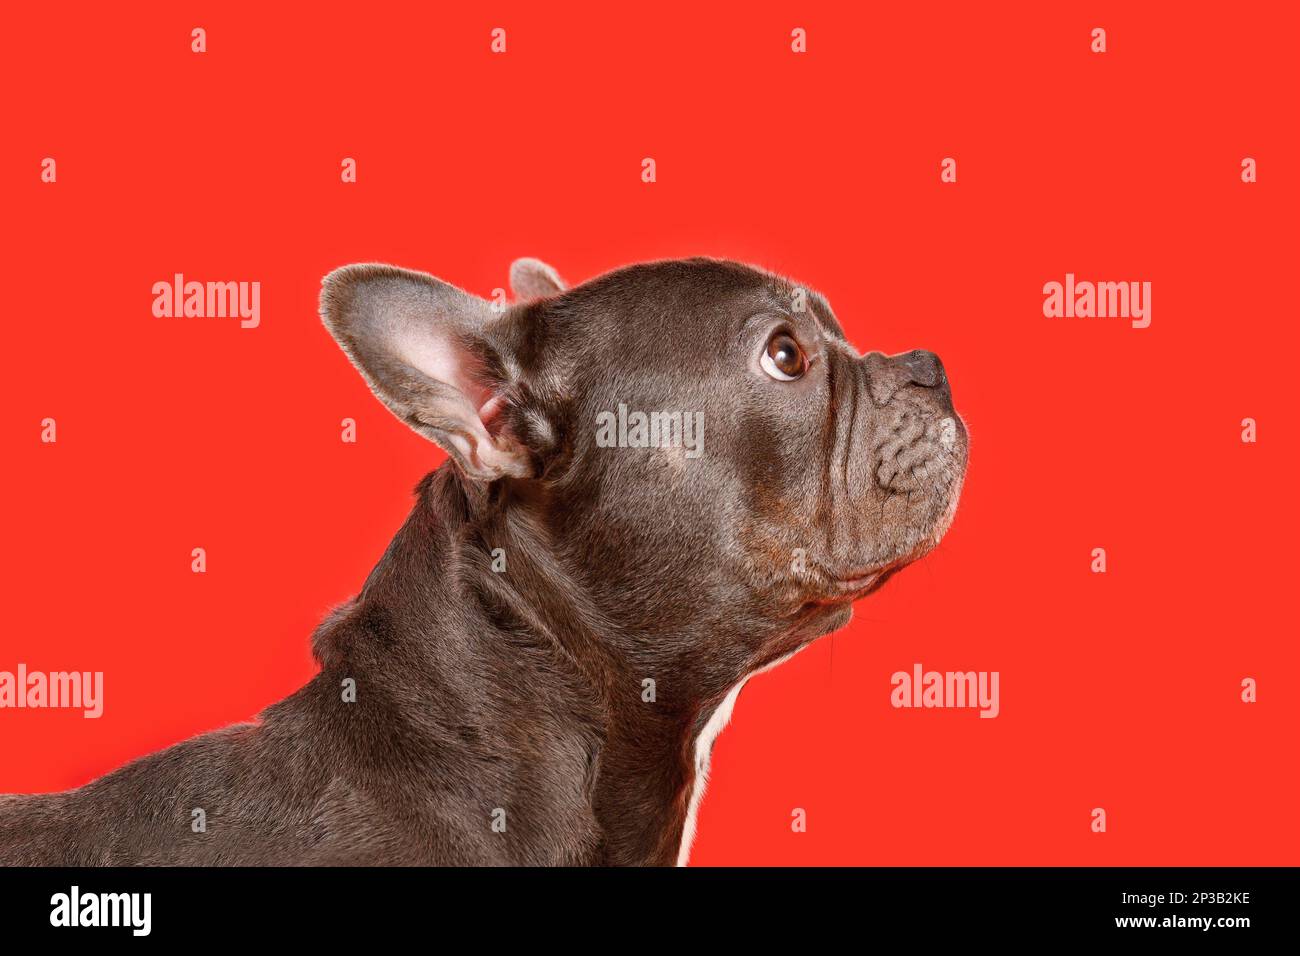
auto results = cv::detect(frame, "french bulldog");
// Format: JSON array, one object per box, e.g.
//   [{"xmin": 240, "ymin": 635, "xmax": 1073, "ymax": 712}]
[{"xmin": 0, "ymin": 257, "xmax": 967, "ymax": 866}]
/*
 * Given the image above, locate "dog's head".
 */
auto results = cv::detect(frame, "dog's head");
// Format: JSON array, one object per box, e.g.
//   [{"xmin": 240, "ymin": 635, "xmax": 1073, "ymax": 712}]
[{"xmin": 320, "ymin": 257, "xmax": 966, "ymax": 684}]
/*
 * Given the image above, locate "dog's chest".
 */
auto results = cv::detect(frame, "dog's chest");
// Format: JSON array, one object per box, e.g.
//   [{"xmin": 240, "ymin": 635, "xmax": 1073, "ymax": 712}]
[
  {"xmin": 675, "ymin": 650, "xmax": 800, "ymax": 866},
  {"xmin": 675, "ymin": 677, "xmax": 749, "ymax": 867}
]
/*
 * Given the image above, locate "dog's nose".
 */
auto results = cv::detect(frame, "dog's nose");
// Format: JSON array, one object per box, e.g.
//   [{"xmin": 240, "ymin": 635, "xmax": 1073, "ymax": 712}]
[
  {"xmin": 864, "ymin": 349, "xmax": 951, "ymax": 406},
  {"xmin": 893, "ymin": 349, "xmax": 946, "ymax": 389}
]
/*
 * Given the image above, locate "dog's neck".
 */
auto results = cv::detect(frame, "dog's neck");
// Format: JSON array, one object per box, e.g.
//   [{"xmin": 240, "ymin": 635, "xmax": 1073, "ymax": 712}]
[{"xmin": 311, "ymin": 467, "xmax": 751, "ymax": 866}]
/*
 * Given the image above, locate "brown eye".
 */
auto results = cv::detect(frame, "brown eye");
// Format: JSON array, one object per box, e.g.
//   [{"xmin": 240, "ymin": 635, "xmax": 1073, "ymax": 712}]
[{"xmin": 761, "ymin": 331, "xmax": 806, "ymax": 381}]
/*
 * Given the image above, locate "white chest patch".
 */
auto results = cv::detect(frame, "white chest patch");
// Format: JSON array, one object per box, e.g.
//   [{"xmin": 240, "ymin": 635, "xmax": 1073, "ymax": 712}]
[{"xmin": 675, "ymin": 650, "xmax": 800, "ymax": 867}]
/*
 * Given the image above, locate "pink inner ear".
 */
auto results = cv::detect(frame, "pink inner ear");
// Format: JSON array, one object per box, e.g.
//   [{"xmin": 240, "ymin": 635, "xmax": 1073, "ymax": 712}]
[
  {"xmin": 477, "ymin": 393, "xmax": 507, "ymax": 427},
  {"xmin": 395, "ymin": 325, "xmax": 496, "ymax": 419}
]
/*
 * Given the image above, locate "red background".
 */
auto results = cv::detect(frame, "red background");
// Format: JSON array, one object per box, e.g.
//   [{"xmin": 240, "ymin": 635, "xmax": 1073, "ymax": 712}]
[{"xmin": 2, "ymin": 2, "xmax": 1296, "ymax": 865}]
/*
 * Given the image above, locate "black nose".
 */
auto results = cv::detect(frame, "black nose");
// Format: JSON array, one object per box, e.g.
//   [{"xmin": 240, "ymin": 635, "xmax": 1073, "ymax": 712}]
[{"xmin": 893, "ymin": 349, "xmax": 946, "ymax": 389}]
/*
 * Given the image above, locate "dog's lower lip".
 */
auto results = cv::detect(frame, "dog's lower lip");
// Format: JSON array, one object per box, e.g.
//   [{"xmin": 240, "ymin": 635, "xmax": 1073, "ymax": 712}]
[
  {"xmin": 834, "ymin": 570, "xmax": 883, "ymax": 592},
  {"xmin": 804, "ymin": 571, "xmax": 884, "ymax": 608},
  {"xmin": 832, "ymin": 560, "xmax": 909, "ymax": 596}
]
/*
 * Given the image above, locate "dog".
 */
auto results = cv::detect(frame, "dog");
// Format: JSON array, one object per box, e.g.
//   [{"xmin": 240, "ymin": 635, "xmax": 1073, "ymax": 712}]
[{"xmin": 0, "ymin": 257, "xmax": 967, "ymax": 865}]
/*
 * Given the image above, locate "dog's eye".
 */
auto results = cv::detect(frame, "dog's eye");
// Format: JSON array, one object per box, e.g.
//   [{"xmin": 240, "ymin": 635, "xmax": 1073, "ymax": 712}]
[{"xmin": 761, "ymin": 331, "xmax": 806, "ymax": 381}]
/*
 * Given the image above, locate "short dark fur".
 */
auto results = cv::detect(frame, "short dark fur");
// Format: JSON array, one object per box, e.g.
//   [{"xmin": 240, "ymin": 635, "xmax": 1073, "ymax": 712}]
[{"xmin": 0, "ymin": 258, "xmax": 966, "ymax": 865}]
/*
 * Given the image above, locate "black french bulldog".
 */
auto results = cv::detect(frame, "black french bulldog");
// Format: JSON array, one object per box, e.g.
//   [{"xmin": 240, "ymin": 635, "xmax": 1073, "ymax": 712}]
[{"xmin": 0, "ymin": 257, "xmax": 967, "ymax": 865}]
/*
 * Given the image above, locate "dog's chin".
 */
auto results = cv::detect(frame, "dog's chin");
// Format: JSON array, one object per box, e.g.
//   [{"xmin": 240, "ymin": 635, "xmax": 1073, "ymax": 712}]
[
  {"xmin": 918, "ymin": 462, "xmax": 966, "ymax": 552},
  {"xmin": 787, "ymin": 478, "xmax": 962, "ymax": 650},
  {"xmin": 829, "ymin": 468, "xmax": 966, "ymax": 604}
]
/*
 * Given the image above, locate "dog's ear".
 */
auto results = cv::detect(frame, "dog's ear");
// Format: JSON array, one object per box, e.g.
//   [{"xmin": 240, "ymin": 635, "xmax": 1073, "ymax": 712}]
[
  {"xmin": 320, "ymin": 263, "xmax": 532, "ymax": 481},
  {"xmin": 509, "ymin": 257, "xmax": 566, "ymax": 301}
]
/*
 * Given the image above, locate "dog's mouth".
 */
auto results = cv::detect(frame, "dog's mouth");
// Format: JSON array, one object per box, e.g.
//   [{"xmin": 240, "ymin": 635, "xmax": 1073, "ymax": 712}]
[
  {"xmin": 817, "ymin": 439, "xmax": 967, "ymax": 606},
  {"xmin": 873, "ymin": 402, "xmax": 960, "ymax": 490},
  {"xmin": 811, "ymin": 563, "xmax": 904, "ymax": 605},
  {"xmin": 798, "ymin": 569, "xmax": 898, "ymax": 615}
]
